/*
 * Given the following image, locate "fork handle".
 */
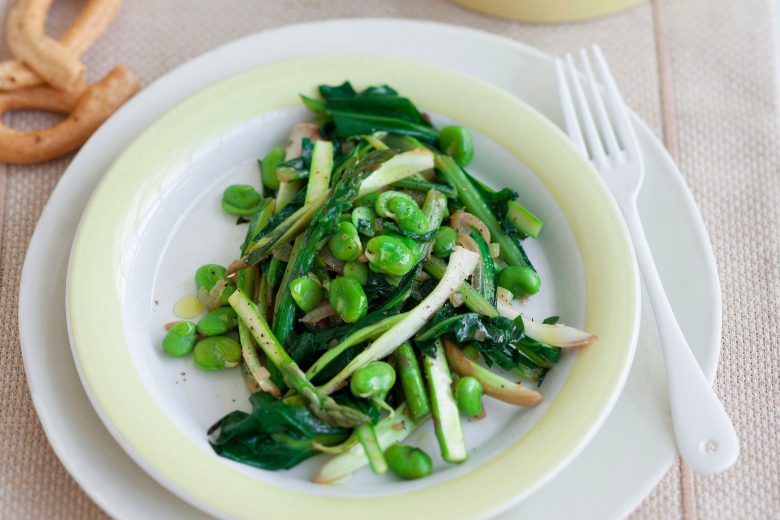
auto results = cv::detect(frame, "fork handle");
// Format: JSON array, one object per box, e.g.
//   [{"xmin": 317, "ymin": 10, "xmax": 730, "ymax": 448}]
[{"xmin": 621, "ymin": 201, "xmax": 739, "ymax": 474}]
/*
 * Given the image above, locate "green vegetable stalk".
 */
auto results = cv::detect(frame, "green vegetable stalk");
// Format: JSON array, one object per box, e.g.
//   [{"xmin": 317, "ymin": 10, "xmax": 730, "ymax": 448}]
[
  {"xmin": 355, "ymin": 423, "xmax": 387, "ymax": 475},
  {"xmin": 393, "ymin": 343, "xmax": 430, "ymax": 420},
  {"xmin": 228, "ymin": 148, "xmax": 434, "ymax": 274},
  {"xmin": 423, "ymin": 339, "xmax": 467, "ymax": 463},
  {"xmin": 305, "ymin": 313, "xmax": 407, "ymax": 380},
  {"xmin": 229, "ymin": 290, "xmax": 369, "ymax": 428},
  {"xmin": 313, "ymin": 404, "xmax": 425, "ymax": 484},
  {"xmin": 424, "ymin": 256, "xmax": 498, "ymax": 318},
  {"xmin": 435, "ymin": 154, "xmax": 541, "ymax": 296},
  {"xmin": 273, "ymin": 140, "xmax": 334, "ymax": 348}
]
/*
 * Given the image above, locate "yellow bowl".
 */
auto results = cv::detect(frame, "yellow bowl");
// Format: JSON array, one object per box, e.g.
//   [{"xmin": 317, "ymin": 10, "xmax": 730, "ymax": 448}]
[{"xmin": 451, "ymin": 0, "xmax": 644, "ymax": 22}]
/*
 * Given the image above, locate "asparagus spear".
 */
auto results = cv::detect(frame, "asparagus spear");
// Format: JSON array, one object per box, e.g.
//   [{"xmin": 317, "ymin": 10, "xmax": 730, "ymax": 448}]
[
  {"xmin": 314, "ymin": 404, "xmax": 425, "ymax": 484},
  {"xmin": 424, "ymin": 338, "xmax": 467, "ymax": 463},
  {"xmin": 236, "ymin": 267, "xmax": 281, "ymax": 397},
  {"xmin": 355, "ymin": 423, "xmax": 387, "ymax": 475},
  {"xmin": 273, "ymin": 140, "xmax": 334, "ymax": 347},
  {"xmin": 393, "ymin": 343, "xmax": 430, "ymax": 420},
  {"xmin": 228, "ymin": 148, "xmax": 434, "ymax": 275},
  {"xmin": 229, "ymin": 290, "xmax": 369, "ymax": 428}
]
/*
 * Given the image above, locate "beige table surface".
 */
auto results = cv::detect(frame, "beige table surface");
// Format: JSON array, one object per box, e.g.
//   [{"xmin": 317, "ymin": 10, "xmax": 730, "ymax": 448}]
[{"xmin": 1, "ymin": 0, "xmax": 778, "ymax": 518}]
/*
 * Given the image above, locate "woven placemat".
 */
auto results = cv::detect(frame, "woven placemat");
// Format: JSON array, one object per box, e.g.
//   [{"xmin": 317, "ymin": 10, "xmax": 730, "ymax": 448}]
[{"xmin": 1, "ymin": 0, "xmax": 777, "ymax": 518}]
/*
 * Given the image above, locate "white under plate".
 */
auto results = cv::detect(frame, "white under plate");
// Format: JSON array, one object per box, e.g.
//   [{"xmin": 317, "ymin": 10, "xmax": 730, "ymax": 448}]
[{"xmin": 19, "ymin": 18, "xmax": 720, "ymax": 520}]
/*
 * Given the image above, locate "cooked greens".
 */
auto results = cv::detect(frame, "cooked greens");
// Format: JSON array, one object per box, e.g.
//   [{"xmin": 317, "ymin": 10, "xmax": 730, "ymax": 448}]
[{"xmin": 160, "ymin": 82, "xmax": 596, "ymax": 482}]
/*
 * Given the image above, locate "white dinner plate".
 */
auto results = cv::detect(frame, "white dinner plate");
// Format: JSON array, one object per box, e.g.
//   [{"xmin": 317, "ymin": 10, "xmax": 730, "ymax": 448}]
[{"xmin": 18, "ymin": 18, "xmax": 720, "ymax": 520}]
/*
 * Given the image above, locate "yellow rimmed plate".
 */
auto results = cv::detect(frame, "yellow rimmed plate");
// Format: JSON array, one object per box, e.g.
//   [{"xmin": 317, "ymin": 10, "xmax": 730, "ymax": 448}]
[{"xmin": 67, "ymin": 54, "xmax": 639, "ymax": 519}]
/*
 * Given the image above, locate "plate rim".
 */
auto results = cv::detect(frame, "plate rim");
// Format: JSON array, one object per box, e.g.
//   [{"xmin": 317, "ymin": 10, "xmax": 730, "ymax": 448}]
[{"xmin": 66, "ymin": 54, "xmax": 639, "ymax": 519}]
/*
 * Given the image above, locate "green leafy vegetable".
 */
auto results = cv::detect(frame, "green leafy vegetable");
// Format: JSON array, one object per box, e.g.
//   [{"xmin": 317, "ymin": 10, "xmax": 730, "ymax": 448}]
[{"xmin": 208, "ymin": 392, "xmax": 350, "ymax": 470}]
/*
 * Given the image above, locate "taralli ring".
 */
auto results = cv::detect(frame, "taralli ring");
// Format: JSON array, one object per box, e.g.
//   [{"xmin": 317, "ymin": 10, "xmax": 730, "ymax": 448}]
[
  {"xmin": 0, "ymin": 0, "xmax": 122, "ymax": 91},
  {"xmin": 0, "ymin": 65, "xmax": 139, "ymax": 164},
  {"xmin": 6, "ymin": 0, "xmax": 100, "ymax": 91}
]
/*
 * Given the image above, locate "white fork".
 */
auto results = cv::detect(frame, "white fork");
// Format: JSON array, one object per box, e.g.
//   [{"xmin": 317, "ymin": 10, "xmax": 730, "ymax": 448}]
[{"xmin": 556, "ymin": 46, "xmax": 738, "ymax": 474}]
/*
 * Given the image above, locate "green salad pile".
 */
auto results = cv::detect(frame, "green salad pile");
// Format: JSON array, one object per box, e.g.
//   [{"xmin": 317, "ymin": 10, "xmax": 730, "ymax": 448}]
[{"xmin": 160, "ymin": 82, "xmax": 595, "ymax": 483}]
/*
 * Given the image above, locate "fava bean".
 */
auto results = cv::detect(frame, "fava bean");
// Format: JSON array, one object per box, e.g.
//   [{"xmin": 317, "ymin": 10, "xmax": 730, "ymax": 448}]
[
  {"xmin": 260, "ymin": 146, "xmax": 284, "ymax": 191},
  {"xmin": 497, "ymin": 265, "xmax": 541, "ymax": 298},
  {"xmin": 195, "ymin": 264, "xmax": 236, "ymax": 306},
  {"xmin": 354, "ymin": 192, "xmax": 379, "ymax": 208},
  {"xmin": 192, "ymin": 336, "xmax": 242, "ymax": 371},
  {"xmin": 196, "ymin": 307, "xmax": 238, "ymax": 336},
  {"xmin": 195, "ymin": 264, "xmax": 225, "ymax": 293},
  {"xmin": 432, "ymin": 226, "xmax": 457, "ymax": 258},
  {"xmin": 384, "ymin": 443, "xmax": 433, "ymax": 480},
  {"xmin": 328, "ymin": 221, "xmax": 363, "ymax": 262},
  {"xmin": 454, "ymin": 376, "xmax": 484, "ymax": 416},
  {"xmin": 375, "ymin": 191, "xmax": 427, "ymax": 235},
  {"xmin": 221, "ymin": 184, "xmax": 263, "ymax": 216},
  {"xmin": 350, "ymin": 361, "xmax": 396, "ymax": 400},
  {"xmin": 162, "ymin": 321, "xmax": 197, "ymax": 358},
  {"xmin": 365, "ymin": 235, "xmax": 417, "ymax": 276},
  {"xmin": 342, "ymin": 261, "xmax": 368, "ymax": 285},
  {"xmin": 328, "ymin": 276, "xmax": 368, "ymax": 323},
  {"xmin": 438, "ymin": 125, "xmax": 474, "ymax": 167},
  {"xmin": 289, "ymin": 276, "xmax": 323, "ymax": 313}
]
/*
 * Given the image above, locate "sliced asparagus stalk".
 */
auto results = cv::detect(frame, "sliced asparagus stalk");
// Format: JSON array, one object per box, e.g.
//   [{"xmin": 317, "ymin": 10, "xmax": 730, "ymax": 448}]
[
  {"xmin": 229, "ymin": 290, "xmax": 369, "ymax": 428},
  {"xmin": 424, "ymin": 339, "xmax": 467, "ymax": 463},
  {"xmin": 356, "ymin": 423, "xmax": 387, "ymax": 475}
]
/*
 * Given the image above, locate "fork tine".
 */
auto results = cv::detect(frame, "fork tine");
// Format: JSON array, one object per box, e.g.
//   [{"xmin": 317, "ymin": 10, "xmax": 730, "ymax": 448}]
[
  {"xmin": 591, "ymin": 45, "xmax": 641, "ymax": 158},
  {"xmin": 580, "ymin": 48, "xmax": 620, "ymax": 158},
  {"xmin": 565, "ymin": 53, "xmax": 607, "ymax": 167},
  {"xmin": 555, "ymin": 58, "xmax": 586, "ymax": 156}
]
